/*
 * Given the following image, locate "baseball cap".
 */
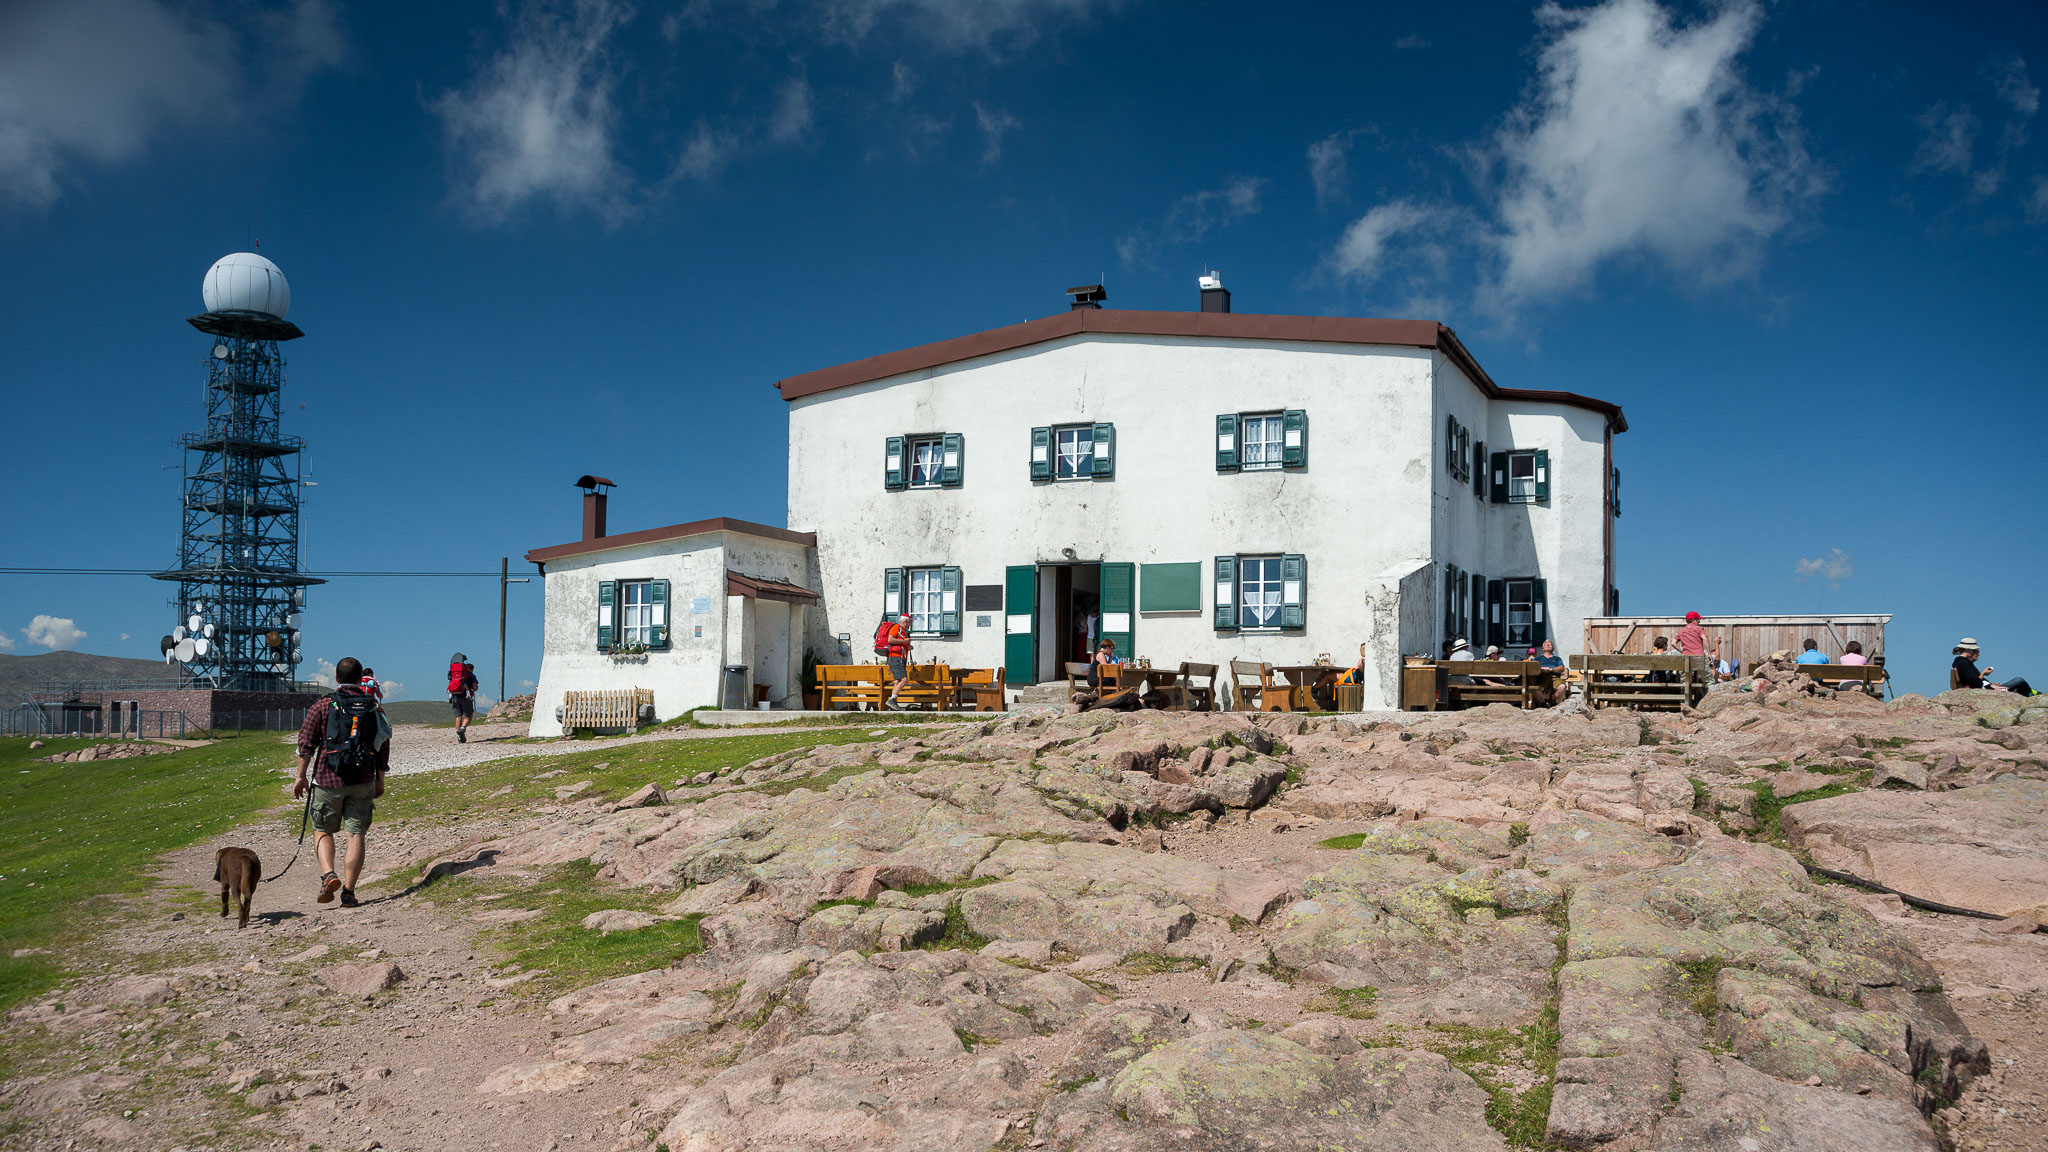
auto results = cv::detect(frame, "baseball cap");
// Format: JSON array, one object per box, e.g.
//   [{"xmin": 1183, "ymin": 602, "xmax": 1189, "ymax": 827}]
[{"xmin": 1685, "ymin": 611, "xmax": 1701, "ymax": 622}]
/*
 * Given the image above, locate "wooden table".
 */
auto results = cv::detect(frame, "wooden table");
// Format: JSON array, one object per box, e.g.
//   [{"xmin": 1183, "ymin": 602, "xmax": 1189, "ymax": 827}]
[
  {"xmin": 1102, "ymin": 665, "xmax": 1184, "ymax": 705},
  {"xmin": 1271, "ymin": 665, "xmax": 1341, "ymax": 712}
]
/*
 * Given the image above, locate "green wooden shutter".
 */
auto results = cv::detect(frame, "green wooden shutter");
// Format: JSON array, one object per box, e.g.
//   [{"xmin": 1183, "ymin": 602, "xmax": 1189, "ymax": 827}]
[
  {"xmin": 1030, "ymin": 426, "xmax": 1051, "ymax": 481},
  {"xmin": 1535, "ymin": 449, "xmax": 1550, "ymax": 502},
  {"xmin": 1473, "ymin": 441, "xmax": 1486, "ymax": 497},
  {"xmin": 1100, "ymin": 562, "xmax": 1134, "ymax": 656},
  {"xmin": 884, "ymin": 435, "xmax": 906, "ymax": 490},
  {"xmin": 1490, "ymin": 452, "xmax": 1509, "ymax": 504},
  {"xmin": 1281, "ymin": 410, "xmax": 1307, "ymax": 468},
  {"xmin": 1444, "ymin": 565, "xmax": 1458, "ymax": 639},
  {"xmin": 1215, "ymin": 413, "xmax": 1240, "ymax": 471},
  {"xmin": 596, "ymin": 580, "xmax": 615, "ymax": 651},
  {"xmin": 1004, "ymin": 565, "xmax": 1036, "ymax": 683},
  {"xmin": 1091, "ymin": 422, "xmax": 1115, "ymax": 477},
  {"xmin": 1487, "ymin": 578, "xmax": 1505, "ymax": 651},
  {"xmin": 650, "ymin": 579, "xmax": 670, "ymax": 650},
  {"xmin": 1446, "ymin": 416, "xmax": 1458, "ymax": 473},
  {"xmin": 1214, "ymin": 556, "xmax": 1238, "ymax": 631},
  {"xmin": 1531, "ymin": 578, "xmax": 1549, "ymax": 646},
  {"xmin": 883, "ymin": 567, "xmax": 904, "ymax": 622},
  {"xmin": 1280, "ymin": 554, "xmax": 1306, "ymax": 630},
  {"xmin": 1611, "ymin": 466, "xmax": 1620, "ymax": 516},
  {"xmin": 940, "ymin": 432, "xmax": 964, "ymax": 488},
  {"xmin": 940, "ymin": 566, "xmax": 962, "ymax": 635}
]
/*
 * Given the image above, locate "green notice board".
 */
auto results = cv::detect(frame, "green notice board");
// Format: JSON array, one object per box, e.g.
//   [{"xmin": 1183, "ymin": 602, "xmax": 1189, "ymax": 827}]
[{"xmin": 1139, "ymin": 562, "xmax": 1202, "ymax": 612}]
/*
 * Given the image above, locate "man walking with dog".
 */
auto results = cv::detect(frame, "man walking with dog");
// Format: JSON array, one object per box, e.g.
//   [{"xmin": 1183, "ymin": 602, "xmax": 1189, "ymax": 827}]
[{"xmin": 293, "ymin": 656, "xmax": 390, "ymax": 908}]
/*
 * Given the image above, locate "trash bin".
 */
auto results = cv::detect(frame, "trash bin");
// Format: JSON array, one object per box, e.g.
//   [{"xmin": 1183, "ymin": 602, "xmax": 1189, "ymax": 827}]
[{"xmin": 721, "ymin": 665, "xmax": 750, "ymax": 711}]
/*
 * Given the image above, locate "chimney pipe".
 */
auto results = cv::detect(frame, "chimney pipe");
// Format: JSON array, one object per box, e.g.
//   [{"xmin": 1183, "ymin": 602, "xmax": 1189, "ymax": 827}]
[
  {"xmin": 1066, "ymin": 283, "xmax": 1107, "ymax": 311},
  {"xmin": 574, "ymin": 475, "xmax": 616, "ymax": 542},
  {"xmin": 1199, "ymin": 272, "xmax": 1230, "ymax": 313}
]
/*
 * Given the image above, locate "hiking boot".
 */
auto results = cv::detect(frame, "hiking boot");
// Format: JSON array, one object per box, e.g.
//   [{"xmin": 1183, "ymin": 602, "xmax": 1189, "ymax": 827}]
[
  {"xmin": 317, "ymin": 872, "xmax": 341, "ymax": 903},
  {"xmin": 339, "ymin": 888, "xmax": 359, "ymax": 908},
  {"xmin": 457, "ymin": 727, "xmax": 466, "ymax": 743}
]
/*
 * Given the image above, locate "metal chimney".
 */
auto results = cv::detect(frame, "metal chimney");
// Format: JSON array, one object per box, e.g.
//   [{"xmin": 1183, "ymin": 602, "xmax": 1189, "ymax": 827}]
[
  {"xmin": 1066, "ymin": 284, "xmax": 1107, "ymax": 310},
  {"xmin": 1199, "ymin": 272, "xmax": 1231, "ymax": 313},
  {"xmin": 575, "ymin": 475, "xmax": 615, "ymax": 542}
]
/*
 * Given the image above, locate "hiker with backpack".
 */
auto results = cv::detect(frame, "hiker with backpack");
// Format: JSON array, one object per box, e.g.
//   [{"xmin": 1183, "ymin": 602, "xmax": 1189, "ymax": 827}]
[
  {"xmin": 874, "ymin": 613, "xmax": 912, "ymax": 710},
  {"xmin": 447, "ymin": 652, "xmax": 480, "ymax": 742},
  {"xmin": 292, "ymin": 656, "xmax": 391, "ymax": 908}
]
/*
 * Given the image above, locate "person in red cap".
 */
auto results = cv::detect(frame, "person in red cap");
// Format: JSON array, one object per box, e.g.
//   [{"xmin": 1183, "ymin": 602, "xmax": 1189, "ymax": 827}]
[{"xmin": 1674, "ymin": 612, "xmax": 1711, "ymax": 658}]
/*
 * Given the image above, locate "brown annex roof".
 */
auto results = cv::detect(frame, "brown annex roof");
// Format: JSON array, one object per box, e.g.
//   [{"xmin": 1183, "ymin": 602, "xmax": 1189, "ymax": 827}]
[
  {"xmin": 525, "ymin": 517, "xmax": 816, "ymax": 566},
  {"xmin": 727, "ymin": 571, "xmax": 821, "ymax": 603},
  {"xmin": 774, "ymin": 309, "xmax": 1627, "ymax": 433}
]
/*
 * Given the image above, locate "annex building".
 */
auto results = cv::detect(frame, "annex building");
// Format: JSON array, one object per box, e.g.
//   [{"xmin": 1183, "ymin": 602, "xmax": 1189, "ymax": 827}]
[{"xmin": 526, "ymin": 282, "xmax": 1625, "ymax": 730}]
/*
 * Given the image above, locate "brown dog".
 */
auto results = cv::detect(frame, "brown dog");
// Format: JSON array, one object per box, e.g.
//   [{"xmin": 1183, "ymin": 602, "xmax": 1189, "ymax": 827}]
[{"xmin": 214, "ymin": 847, "xmax": 261, "ymax": 928}]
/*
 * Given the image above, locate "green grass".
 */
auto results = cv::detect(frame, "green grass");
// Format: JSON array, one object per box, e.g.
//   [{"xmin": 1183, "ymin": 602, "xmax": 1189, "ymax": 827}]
[
  {"xmin": 1115, "ymin": 953, "xmax": 1206, "ymax": 976},
  {"xmin": 1743, "ymin": 780, "xmax": 1862, "ymax": 842},
  {"xmin": 1314, "ymin": 832, "xmax": 1368, "ymax": 850},
  {"xmin": 1674, "ymin": 958, "xmax": 1727, "ymax": 1019},
  {"xmin": 413, "ymin": 859, "xmax": 703, "ymax": 992},
  {"xmin": 0, "ymin": 734, "xmax": 301, "ymax": 1013},
  {"xmin": 378, "ymin": 725, "xmax": 937, "ymax": 822},
  {"xmin": 1421, "ymin": 1010, "xmax": 1563, "ymax": 1148},
  {"xmin": 1312, "ymin": 985, "xmax": 1379, "ymax": 1019}
]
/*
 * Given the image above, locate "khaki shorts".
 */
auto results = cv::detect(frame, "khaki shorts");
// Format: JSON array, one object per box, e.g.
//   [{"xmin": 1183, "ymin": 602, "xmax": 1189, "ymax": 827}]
[{"xmin": 311, "ymin": 782, "xmax": 376, "ymax": 836}]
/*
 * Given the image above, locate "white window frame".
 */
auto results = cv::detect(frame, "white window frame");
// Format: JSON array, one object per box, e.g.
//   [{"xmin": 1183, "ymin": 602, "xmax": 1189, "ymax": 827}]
[
  {"xmin": 908, "ymin": 436, "xmax": 944, "ymax": 488},
  {"xmin": 906, "ymin": 567, "xmax": 944, "ymax": 636},
  {"xmin": 1506, "ymin": 580, "xmax": 1535, "ymax": 647},
  {"xmin": 1508, "ymin": 451, "xmax": 1540, "ymax": 503},
  {"xmin": 1053, "ymin": 424, "xmax": 1095, "ymax": 480},
  {"xmin": 1237, "ymin": 555, "xmax": 1284, "ymax": 631},
  {"xmin": 619, "ymin": 580, "xmax": 656, "ymax": 648},
  {"xmin": 1239, "ymin": 413, "xmax": 1285, "ymax": 470}
]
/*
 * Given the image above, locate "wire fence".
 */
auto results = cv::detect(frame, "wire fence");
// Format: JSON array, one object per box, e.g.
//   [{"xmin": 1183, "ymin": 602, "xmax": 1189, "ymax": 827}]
[{"xmin": 3, "ymin": 707, "xmax": 189, "ymax": 739}]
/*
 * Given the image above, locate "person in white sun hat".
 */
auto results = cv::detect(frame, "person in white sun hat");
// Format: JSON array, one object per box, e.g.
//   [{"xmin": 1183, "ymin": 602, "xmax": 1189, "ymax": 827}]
[{"xmin": 1952, "ymin": 638, "xmax": 2034, "ymax": 696}]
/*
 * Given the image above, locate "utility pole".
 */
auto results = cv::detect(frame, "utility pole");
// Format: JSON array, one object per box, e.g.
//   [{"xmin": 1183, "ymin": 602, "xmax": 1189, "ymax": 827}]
[{"xmin": 500, "ymin": 556, "xmax": 530, "ymax": 703}]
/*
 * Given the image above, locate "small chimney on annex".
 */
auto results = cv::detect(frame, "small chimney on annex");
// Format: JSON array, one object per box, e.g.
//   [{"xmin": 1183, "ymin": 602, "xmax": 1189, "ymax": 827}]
[
  {"xmin": 575, "ymin": 475, "xmax": 615, "ymax": 542},
  {"xmin": 1199, "ymin": 271, "xmax": 1231, "ymax": 313},
  {"xmin": 1066, "ymin": 283, "xmax": 1107, "ymax": 311}
]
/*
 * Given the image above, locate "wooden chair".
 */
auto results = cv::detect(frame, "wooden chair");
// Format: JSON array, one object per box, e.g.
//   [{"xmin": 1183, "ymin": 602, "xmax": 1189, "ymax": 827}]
[
  {"xmin": 1066, "ymin": 662, "xmax": 1096, "ymax": 702},
  {"xmin": 1229, "ymin": 660, "xmax": 1289, "ymax": 712},
  {"xmin": 1177, "ymin": 662, "xmax": 1218, "ymax": 712},
  {"xmin": 957, "ymin": 668, "xmax": 1008, "ymax": 711}
]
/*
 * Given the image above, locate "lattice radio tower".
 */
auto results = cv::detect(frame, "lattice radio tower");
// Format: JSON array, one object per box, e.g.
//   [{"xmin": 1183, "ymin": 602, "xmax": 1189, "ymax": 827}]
[{"xmin": 151, "ymin": 253, "xmax": 323, "ymax": 689}]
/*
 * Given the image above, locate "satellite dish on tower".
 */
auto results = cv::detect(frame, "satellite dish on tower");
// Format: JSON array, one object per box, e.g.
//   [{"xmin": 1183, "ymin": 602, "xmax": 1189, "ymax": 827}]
[
  {"xmin": 173, "ymin": 625, "xmax": 187, "ymax": 642},
  {"xmin": 187, "ymin": 614, "xmax": 202, "ymax": 631},
  {"xmin": 175, "ymin": 638, "xmax": 196, "ymax": 662},
  {"xmin": 193, "ymin": 637, "xmax": 210, "ymax": 657},
  {"xmin": 213, "ymin": 345, "xmax": 230, "ymax": 360}
]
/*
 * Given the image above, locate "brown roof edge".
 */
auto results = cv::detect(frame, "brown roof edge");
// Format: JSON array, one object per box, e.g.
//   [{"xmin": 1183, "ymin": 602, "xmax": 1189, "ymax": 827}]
[
  {"xmin": 772, "ymin": 308, "xmax": 1624, "ymax": 432},
  {"xmin": 525, "ymin": 516, "xmax": 816, "ymax": 565},
  {"xmin": 727, "ymin": 571, "xmax": 822, "ymax": 603}
]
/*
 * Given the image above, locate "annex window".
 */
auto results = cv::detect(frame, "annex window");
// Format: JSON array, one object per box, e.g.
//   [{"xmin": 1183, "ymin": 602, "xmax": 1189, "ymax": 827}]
[
  {"xmin": 1489, "ymin": 448, "xmax": 1550, "ymax": 505},
  {"xmin": 1216, "ymin": 411, "xmax": 1307, "ymax": 471},
  {"xmin": 1215, "ymin": 554, "xmax": 1305, "ymax": 631},
  {"xmin": 1504, "ymin": 578, "xmax": 1549, "ymax": 648},
  {"xmin": 1445, "ymin": 416, "xmax": 1472, "ymax": 481},
  {"xmin": 885, "ymin": 433, "xmax": 964, "ymax": 490},
  {"xmin": 882, "ymin": 566, "xmax": 962, "ymax": 635},
  {"xmin": 1033, "ymin": 423, "xmax": 1115, "ymax": 480},
  {"xmin": 596, "ymin": 578, "xmax": 669, "ymax": 652}
]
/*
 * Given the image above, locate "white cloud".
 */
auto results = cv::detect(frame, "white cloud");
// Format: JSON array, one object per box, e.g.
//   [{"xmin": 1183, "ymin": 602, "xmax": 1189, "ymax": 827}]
[
  {"xmin": 0, "ymin": 632, "xmax": 14, "ymax": 652},
  {"xmin": 1308, "ymin": 134, "xmax": 1349, "ymax": 207},
  {"xmin": 2030, "ymin": 175, "xmax": 2048, "ymax": 222},
  {"xmin": 120, "ymin": 633, "xmax": 131, "ymax": 641},
  {"xmin": 973, "ymin": 102, "xmax": 1019, "ymax": 165},
  {"xmin": 671, "ymin": 74, "xmax": 817, "ymax": 183},
  {"xmin": 306, "ymin": 658, "xmax": 337, "ymax": 688},
  {"xmin": 769, "ymin": 78, "xmax": 815, "ymax": 145},
  {"xmin": 22, "ymin": 615, "xmax": 86, "ymax": 651},
  {"xmin": 1908, "ymin": 56, "xmax": 2038, "ymax": 209},
  {"xmin": 1118, "ymin": 177, "xmax": 1266, "ymax": 269},
  {"xmin": 1912, "ymin": 103, "xmax": 1978, "ymax": 176},
  {"xmin": 435, "ymin": 0, "xmax": 634, "ymax": 224},
  {"xmin": 1393, "ymin": 33, "xmax": 1430, "ymax": 51},
  {"xmin": 892, "ymin": 60, "xmax": 917, "ymax": 101},
  {"xmin": 823, "ymin": 0, "xmax": 1104, "ymax": 51},
  {"xmin": 1328, "ymin": 0, "xmax": 1819, "ymax": 319},
  {"xmin": 376, "ymin": 678, "xmax": 407, "ymax": 701},
  {"xmin": 0, "ymin": 0, "xmax": 343, "ymax": 209},
  {"xmin": 1794, "ymin": 548, "xmax": 1854, "ymax": 588},
  {"xmin": 1986, "ymin": 54, "xmax": 2040, "ymax": 118}
]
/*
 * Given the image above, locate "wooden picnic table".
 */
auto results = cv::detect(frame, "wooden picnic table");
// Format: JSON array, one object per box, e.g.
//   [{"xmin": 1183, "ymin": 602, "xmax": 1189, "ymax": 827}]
[{"xmin": 1271, "ymin": 665, "xmax": 1341, "ymax": 711}]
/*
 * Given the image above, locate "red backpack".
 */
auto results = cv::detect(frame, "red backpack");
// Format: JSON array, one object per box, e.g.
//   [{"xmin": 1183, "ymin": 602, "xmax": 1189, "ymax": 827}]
[
  {"xmin": 447, "ymin": 660, "xmax": 466, "ymax": 694},
  {"xmin": 872, "ymin": 620, "xmax": 896, "ymax": 656}
]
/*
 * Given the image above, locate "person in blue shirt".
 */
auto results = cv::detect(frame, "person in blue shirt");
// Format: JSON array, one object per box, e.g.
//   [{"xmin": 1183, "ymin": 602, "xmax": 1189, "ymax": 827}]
[
  {"xmin": 1531, "ymin": 639, "xmax": 1566, "ymax": 671},
  {"xmin": 1795, "ymin": 639, "xmax": 1831, "ymax": 665}
]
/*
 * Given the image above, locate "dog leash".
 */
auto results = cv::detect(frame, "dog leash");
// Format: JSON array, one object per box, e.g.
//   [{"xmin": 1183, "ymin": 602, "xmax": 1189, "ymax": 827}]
[{"xmin": 264, "ymin": 784, "xmax": 316, "ymax": 884}]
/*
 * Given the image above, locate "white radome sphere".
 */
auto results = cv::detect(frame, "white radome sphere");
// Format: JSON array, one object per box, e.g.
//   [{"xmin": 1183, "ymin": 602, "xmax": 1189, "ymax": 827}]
[{"xmin": 201, "ymin": 252, "xmax": 291, "ymax": 318}]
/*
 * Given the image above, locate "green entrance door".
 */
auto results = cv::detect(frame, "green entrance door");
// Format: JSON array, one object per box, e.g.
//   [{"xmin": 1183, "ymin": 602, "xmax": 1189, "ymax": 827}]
[
  {"xmin": 1100, "ymin": 561, "xmax": 1134, "ymax": 662},
  {"xmin": 1004, "ymin": 565, "xmax": 1036, "ymax": 683}
]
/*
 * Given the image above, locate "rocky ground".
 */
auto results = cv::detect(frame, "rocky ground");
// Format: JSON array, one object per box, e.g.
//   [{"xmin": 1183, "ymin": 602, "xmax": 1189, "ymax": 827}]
[{"xmin": 5, "ymin": 682, "xmax": 2048, "ymax": 1151}]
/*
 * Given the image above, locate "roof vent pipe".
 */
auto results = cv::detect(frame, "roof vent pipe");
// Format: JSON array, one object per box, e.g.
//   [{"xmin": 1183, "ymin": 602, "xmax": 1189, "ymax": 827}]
[
  {"xmin": 1066, "ymin": 284, "xmax": 1107, "ymax": 310},
  {"xmin": 1199, "ymin": 272, "xmax": 1230, "ymax": 313},
  {"xmin": 575, "ymin": 475, "xmax": 615, "ymax": 542}
]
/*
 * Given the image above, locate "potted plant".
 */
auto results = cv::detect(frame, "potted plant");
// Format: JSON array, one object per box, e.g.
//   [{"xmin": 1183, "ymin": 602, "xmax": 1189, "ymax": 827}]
[{"xmin": 801, "ymin": 648, "xmax": 823, "ymax": 711}]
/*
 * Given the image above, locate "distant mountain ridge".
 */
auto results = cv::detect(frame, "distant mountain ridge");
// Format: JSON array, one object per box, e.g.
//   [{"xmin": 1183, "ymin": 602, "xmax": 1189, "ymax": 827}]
[{"xmin": 0, "ymin": 651, "xmax": 182, "ymax": 699}]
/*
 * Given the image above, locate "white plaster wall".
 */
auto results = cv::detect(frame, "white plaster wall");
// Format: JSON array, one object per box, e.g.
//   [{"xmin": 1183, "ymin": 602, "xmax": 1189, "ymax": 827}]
[
  {"xmin": 787, "ymin": 333, "xmax": 1442, "ymax": 708},
  {"xmin": 528, "ymin": 535, "xmax": 731, "ymax": 736}
]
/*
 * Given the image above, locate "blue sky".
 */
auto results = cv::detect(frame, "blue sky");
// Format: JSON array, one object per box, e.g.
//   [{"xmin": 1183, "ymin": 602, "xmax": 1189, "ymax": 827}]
[{"xmin": 2, "ymin": 0, "xmax": 2043, "ymax": 700}]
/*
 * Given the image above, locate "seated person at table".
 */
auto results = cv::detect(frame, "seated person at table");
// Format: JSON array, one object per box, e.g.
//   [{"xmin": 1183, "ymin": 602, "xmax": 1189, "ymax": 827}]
[
  {"xmin": 1954, "ymin": 639, "xmax": 2034, "ymax": 696},
  {"xmin": 1648, "ymin": 636, "xmax": 1678, "ymax": 683},
  {"xmin": 1086, "ymin": 638, "xmax": 1119, "ymax": 688},
  {"xmin": 1795, "ymin": 639, "xmax": 1830, "ymax": 665},
  {"xmin": 1313, "ymin": 644, "xmax": 1368, "ymax": 710},
  {"xmin": 1533, "ymin": 639, "xmax": 1565, "ymax": 671},
  {"xmin": 1444, "ymin": 638, "xmax": 1477, "ymax": 686},
  {"xmin": 1839, "ymin": 641, "xmax": 1868, "ymax": 666}
]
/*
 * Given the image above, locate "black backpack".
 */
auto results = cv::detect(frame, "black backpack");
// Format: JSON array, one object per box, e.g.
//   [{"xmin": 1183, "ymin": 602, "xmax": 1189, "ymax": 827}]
[{"xmin": 322, "ymin": 688, "xmax": 385, "ymax": 786}]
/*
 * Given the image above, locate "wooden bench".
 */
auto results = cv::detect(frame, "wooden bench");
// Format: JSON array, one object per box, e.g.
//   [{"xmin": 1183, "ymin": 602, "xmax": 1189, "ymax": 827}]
[
  {"xmin": 561, "ymin": 687, "xmax": 654, "ymax": 731},
  {"xmin": 1229, "ymin": 660, "xmax": 1290, "ymax": 712},
  {"xmin": 1807, "ymin": 664, "xmax": 1887, "ymax": 694},
  {"xmin": 819, "ymin": 665, "xmax": 888, "ymax": 711},
  {"xmin": 1571, "ymin": 654, "xmax": 1709, "ymax": 711},
  {"xmin": 1436, "ymin": 661, "xmax": 1545, "ymax": 710},
  {"xmin": 1066, "ymin": 662, "xmax": 1096, "ymax": 703},
  {"xmin": 1176, "ymin": 662, "xmax": 1219, "ymax": 712},
  {"xmin": 956, "ymin": 667, "xmax": 1008, "ymax": 711}
]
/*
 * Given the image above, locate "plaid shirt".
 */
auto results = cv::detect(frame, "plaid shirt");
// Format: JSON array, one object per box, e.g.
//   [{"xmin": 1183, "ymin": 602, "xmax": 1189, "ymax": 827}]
[{"xmin": 297, "ymin": 687, "xmax": 389, "ymax": 789}]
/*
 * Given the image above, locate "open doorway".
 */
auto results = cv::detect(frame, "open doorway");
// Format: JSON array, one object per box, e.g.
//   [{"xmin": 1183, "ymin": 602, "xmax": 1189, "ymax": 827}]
[{"xmin": 1035, "ymin": 563, "xmax": 1101, "ymax": 683}]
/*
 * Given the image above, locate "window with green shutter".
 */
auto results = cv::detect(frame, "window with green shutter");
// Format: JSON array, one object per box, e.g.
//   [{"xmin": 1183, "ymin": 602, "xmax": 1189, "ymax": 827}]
[
  {"xmin": 1215, "ymin": 414, "xmax": 1240, "ymax": 471},
  {"xmin": 1505, "ymin": 578, "xmax": 1548, "ymax": 647},
  {"xmin": 649, "ymin": 579, "xmax": 670, "ymax": 650},
  {"xmin": 1486, "ymin": 578, "xmax": 1505, "ymax": 651},
  {"xmin": 1279, "ymin": 554, "xmax": 1306, "ymax": 629},
  {"xmin": 1030, "ymin": 426, "xmax": 1052, "ymax": 481},
  {"xmin": 1099, "ymin": 562, "xmax": 1134, "ymax": 654},
  {"xmin": 1505, "ymin": 449, "xmax": 1548, "ymax": 503},
  {"xmin": 597, "ymin": 579, "xmax": 615, "ymax": 651},
  {"xmin": 883, "ymin": 567, "xmax": 904, "ymax": 622},
  {"xmin": 1473, "ymin": 441, "xmax": 1486, "ymax": 498},
  {"xmin": 884, "ymin": 435, "xmax": 907, "ymax": 490},
  {"xmin": 939, "ymin": 566, "xmax": 962, "ymax": 635},
  {"xmin": 1213, "ymin": 556, "xmax": 1238, "ymax": 631},
  {"xmin": 1091, "ymin": 422, "xmax": 1115, "ymax": 477},
  {"xmin": 1490, "ymin": 451, "xmax": 1509, "ymax": 504},
  {"xmin": 940, "ymin": 432, "xmax": 964, "ymax": 487},
  {"xmin": 1281, "ymin": 410, "xmax": 1308, "ymax": 468}
]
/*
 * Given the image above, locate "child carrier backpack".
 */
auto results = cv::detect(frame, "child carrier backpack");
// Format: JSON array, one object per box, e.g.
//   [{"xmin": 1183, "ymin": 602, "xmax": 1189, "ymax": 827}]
[
  {"xmin": 872, "ymin": 620, "xmax": 896, "ymax": 657},
  {"xmin": 322, "ymin": 688, "xmax": 388, "ymax": 786},
  {"xmin": 448, "ymin": 660, "xmax": 467, "ymax": 694}
]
